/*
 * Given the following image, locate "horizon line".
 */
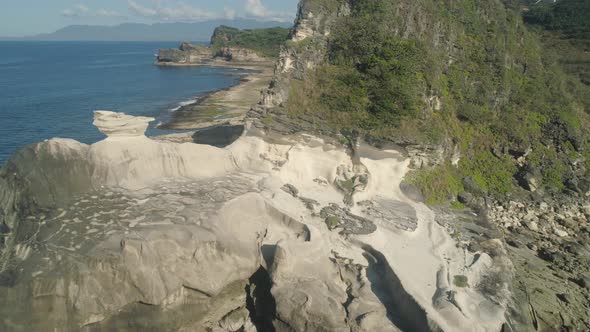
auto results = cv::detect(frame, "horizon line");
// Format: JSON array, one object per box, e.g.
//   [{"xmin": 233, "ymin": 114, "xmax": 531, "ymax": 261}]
[{"xmin": 0, "ymin": 18, "xmax": 294, "ymax": 39}]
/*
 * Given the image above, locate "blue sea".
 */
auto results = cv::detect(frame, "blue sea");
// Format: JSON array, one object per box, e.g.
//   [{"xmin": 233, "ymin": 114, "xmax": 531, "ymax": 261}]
[{"xmin": 0, "ymin": 41, "xmax": 246, "ymax": 165}]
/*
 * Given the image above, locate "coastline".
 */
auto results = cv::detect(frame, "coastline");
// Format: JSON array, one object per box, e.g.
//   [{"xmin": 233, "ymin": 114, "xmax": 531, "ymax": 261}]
[{"xmin": 156, "ymin": 59, "xmax": 274, "ymax": 131}]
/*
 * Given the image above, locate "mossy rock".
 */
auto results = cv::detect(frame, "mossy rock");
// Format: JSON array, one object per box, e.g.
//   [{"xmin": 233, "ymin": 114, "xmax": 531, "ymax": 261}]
[
  {"xmin": 453, "ymin": 275, "xmax": 469, "ymax": 288},
  {"xmin": 325, "ymin": 216, "xmax": 340, "ymax": 230},
  {"xmin": 336, "ymin": 179, "xmax": 355, "ymax": 193}
]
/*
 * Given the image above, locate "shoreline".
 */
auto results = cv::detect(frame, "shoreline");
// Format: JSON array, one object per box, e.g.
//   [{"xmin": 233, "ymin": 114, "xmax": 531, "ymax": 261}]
[{"xmin": 156, "ymin": 58, "xmax": 274, "ymax": 131}]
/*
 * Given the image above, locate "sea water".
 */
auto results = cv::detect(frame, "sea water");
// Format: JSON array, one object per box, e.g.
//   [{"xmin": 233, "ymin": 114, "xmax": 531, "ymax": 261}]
[{"xmin": 0, "ymin": 41, "xmax": 246, "ymax": 165}]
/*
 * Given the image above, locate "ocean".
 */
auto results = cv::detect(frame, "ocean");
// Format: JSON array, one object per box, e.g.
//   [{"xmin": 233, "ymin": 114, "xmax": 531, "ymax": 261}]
[{"xmin": 0, "ymin": 41, "xmax": 247, "ymax": 165}]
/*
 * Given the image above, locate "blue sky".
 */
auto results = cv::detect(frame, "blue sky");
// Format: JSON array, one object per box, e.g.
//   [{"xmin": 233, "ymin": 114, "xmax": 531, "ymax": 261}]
[{"xmin": 0, "ymin": 0, "xmax": 300, "ymax": 37}]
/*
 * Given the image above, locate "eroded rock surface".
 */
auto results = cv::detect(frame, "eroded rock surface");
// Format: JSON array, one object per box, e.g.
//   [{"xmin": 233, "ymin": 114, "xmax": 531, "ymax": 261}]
[
  {"xmin": 94, "ymin": 110, "xmax": 154, "ymax": 137},
  {"xmin": 0, "ymin": 112, "xmax": 512, "ymax": 331}
]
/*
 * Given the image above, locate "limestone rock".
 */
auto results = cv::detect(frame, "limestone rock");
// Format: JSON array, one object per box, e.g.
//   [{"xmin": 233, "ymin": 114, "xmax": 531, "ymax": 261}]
[
  {"xmin": 281, "ymin": 184, "xmax": 299, "ymax": 197},
  {"xmin": 269, "ymin": 240, "xmax": 349, "ymax": 331},
  {"xmin": 93, "ymin": 110, "xmax": 154, "ymax": 138},
  {"xmin": 157, "ymin": 42, "xmax": 212, "ymax": 65},
  {"xmin": 359, "ymin": 199, "xmax": 418, "ymax": 232},
  {"xmin": 0, "ymin": 112, "xmax": 516, "ymax": 331},
  {"xmin": 320, "ymin": 204, "xmax": 377, "ymax": 235},
  {"xmin": 215, "ymin": 47, "xmax": 266, "ymax": 62}
]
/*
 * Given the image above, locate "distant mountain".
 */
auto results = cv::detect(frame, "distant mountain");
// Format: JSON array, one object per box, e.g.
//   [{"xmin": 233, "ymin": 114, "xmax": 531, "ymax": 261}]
[{"xmin": 0, "ymin": 20, "xmax": 293, "ymax": 42}]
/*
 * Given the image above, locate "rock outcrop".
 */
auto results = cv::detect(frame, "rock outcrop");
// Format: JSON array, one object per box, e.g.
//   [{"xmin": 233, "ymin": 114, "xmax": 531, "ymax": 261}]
[
  {"xmin": 156, "ymin": 34, "xmax": 274, "ymax": 66},
  {"xmin": 214, "ymin": 47, "xmax": 267, "ymax": 62},
  {"xmin": 252, "ymin": 1, "xmax": 348, "ymax": 111},
  {"xmin": 488, "ymin": 197, "xmax": 590, "ymax": 330},
  {"xmin": 156, "ymin": 42, "xmax": 212, "ymax": 65},
  {"xmin": 0, "ymin": 111, "xmax": 512, "ymax": 331},
  {"xmin": 94, "ymin": 110, "xmax": 154, "ymax": 138}
]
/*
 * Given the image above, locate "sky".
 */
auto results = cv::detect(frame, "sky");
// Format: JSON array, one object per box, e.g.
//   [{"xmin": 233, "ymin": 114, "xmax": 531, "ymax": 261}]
[{"xmin": 0, "ymin": 0, "xmax": 300, "ymax": 37}]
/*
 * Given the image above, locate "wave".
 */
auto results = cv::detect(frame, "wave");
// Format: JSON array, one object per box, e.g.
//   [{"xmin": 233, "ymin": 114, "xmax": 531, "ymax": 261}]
[{"xmin": 169, "ymin": 97, "xmax": 201, "ymax": 112}]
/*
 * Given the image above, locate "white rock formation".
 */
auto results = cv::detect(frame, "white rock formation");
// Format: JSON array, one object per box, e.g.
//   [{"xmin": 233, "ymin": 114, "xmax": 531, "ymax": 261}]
[
  {"xmin": 0, "ymin": 111, "xmax": 512, "ymax": 331},
  {"xmin": 94, "ymin": 110, "xmax": 155, "ymax": 138}
]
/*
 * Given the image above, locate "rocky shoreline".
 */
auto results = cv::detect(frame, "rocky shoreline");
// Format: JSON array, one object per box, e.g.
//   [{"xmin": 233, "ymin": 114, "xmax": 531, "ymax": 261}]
[
  {"xmin": 153, "ymin": 1, "xmax": 590, "ymax": 329},
  {"xmin": 155, "ymin": 42, "xmax": 268, "ymax": 67},
  {"xmin": 153, "ymin": 41, "xmax": 276, "ymax": 134},
  {"xmin": 489, "ymin": 196, "xmax": 590, "ymax": 330},
  {"xmin": 0, "ymin": 111, "xmax": 512, "ymax": 331},
  {"xmin": 159, "ymin": 60, "xmax": 274, "ymax": 131},
  {"xmin": 0, "ymin": 0, "xmax": 589, "ymax": 331}
]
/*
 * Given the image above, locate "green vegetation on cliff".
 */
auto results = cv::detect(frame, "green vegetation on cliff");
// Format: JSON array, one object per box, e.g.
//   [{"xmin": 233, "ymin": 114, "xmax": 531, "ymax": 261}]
[
  {"xmin": 210, "ymin": 25, "xmax": 291, "ymax": 58},
  {"xmin": 523, "ymin": 0, "xmax": 590, "ymax": 85},
  {"xmin": 524, "ymin": 0, "xmax": 590, "ymax": 34},
  {"xmin": 285, "ymin": 0, "xmax": 590, "ymax": 202}
]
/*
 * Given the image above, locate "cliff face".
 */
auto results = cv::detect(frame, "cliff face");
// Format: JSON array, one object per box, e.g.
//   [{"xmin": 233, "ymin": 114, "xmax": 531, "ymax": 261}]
[
  {"xmin": 253, "ymin": 0, "xmax": 589, "ymax": 198},
  {"xmin": 210, "ymin": 25, "xmax": 291, "ymax": 59},
  {"xmin": 251, "ymin": 0, "xmax": 350, "ymax": 114},
  {"xmin": 214, "ymin": 47, "xmax": 267, "ymax": 62},
  {"xmin": 156, "ymin": 42, "xmax": 266, "ymax": 65},
  {"xmin": 156, "ymin": 25, "xmax": 291, "ymax": 65}
]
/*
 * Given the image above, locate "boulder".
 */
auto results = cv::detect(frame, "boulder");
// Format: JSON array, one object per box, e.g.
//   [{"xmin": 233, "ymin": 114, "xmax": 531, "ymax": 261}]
[
  {"xmin": 458, "ymin": 192, "xmax": 474, "ymax": 205},
  {"xmin": 463, "ymin": 176, "xmax": 487, "ymax": 195},
  {"xmin": 515, "ymin": 169, "xmax": 540, "ymax": 192}
]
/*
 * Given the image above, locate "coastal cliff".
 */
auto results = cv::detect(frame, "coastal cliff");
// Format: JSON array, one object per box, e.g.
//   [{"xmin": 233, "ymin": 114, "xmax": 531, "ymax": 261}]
[
  {"xmin": 0, "ymin": 0, "xmax": 589, "ymax": 330},
  {"xmin": 156, "ymin": 42, "xmax": 212, "ymax": 65},
  {"xmin": 155, "ymin": 25, "xmax": 290, "ymax": 66},
  {"xmin": 247, "ymin": 0, "xmax": 590, "ymax": 330},
  {"xmin": 155, "ymin": 26, "xmax": 285, "ymax": 131}
]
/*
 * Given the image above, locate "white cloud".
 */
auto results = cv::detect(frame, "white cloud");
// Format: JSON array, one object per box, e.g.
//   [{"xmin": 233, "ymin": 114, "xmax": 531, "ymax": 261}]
[
  {"xmin": 96, "ymin": 9, "xmax": 126, "ymax": 18},
  {"xmin": 62, "ymin": 9, "xmax": 78, "ymax": 17},
  {"xmin": 126, "ymin": 0, "xmax": 294, "ymax": 23},
  {"xmin": 127, "ymin": 0, "xmax": 217, "ymax": 21},
  {"xmin": 244, "ymin": 0, "xmax": 267, "ymax": 18},
  {"xmin": 128, "ymin": 0, "xmax": 157, "ymax": 17},
  {"xmin": 64, "ymin": 0, "xmax": 294, "ymax": 23},
  {"xmin": 75, "ymin": 4, "xmax": 90, "ymax": 14},
  {"xmin": 224, "ymin": 6, "xmax": 236, "ymax": 20},
  {"xmin": 62, "ymin": 4, "xmax": 125, "ymax": 18},
  {"xmin": 243, "ymin": 0, "xmax": 293, "ymax": 22}
]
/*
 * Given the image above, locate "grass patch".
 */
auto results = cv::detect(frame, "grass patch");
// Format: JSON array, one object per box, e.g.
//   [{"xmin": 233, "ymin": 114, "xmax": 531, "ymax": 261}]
[
  {"xmin": 408, "ymin": 164, "xmax": 463, "ymax": 205},
  {"xmin": 450, "ymin": 201, "xmax": 465, "ymax": 210}
]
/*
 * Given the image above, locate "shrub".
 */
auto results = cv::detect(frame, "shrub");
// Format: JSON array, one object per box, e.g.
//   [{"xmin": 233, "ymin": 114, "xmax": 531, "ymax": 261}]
[
  {"xmin": 408, "ymin": 164, "xmax": 463, "ymax": 205},
  {"xmin": 459, "ymin": 150, "xmax": 516, "ymax": 196}
]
